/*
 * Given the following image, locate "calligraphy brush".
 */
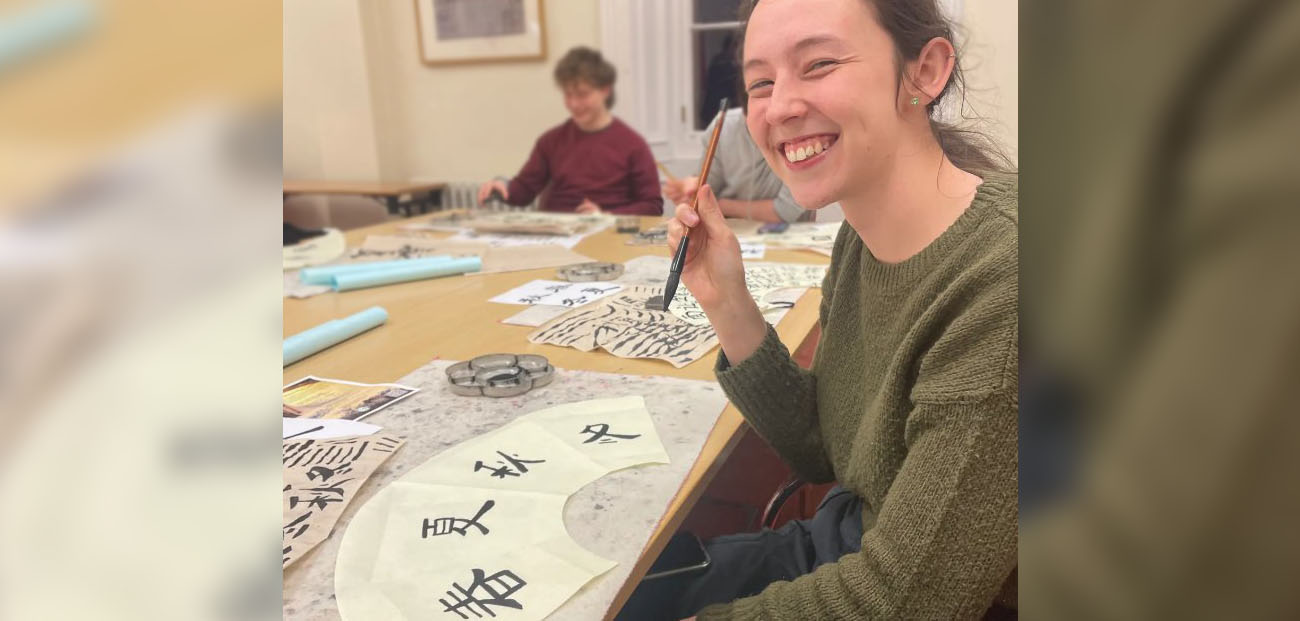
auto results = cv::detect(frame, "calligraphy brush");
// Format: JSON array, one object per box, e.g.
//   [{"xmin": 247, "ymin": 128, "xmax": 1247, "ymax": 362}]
[
  {"xmin": 663, "ymin": 97, "xmax": 728, "ymax": 311},
  {"xmin": 656, "ymin": 160, "xmax": 678, "ymax": 182}
]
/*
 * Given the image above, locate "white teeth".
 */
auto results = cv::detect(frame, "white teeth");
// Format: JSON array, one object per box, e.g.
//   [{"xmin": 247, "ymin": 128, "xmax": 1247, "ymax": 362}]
[{"xmin": 783, "ymin": 139, "xmax": 833, "ymax": 163}]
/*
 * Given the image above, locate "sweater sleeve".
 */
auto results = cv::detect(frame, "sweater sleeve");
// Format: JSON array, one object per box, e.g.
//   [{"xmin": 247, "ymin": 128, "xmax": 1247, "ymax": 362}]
[
  {"xmin": 698, "ymin": 390, "xmax": 1019, "ymax": 620},
  {"xmin": 606, "ymin": 135, "xmax": 664, "ymax": 216},
  {"xmin": 505, "ymin": 135, "xmax": 550, "ymax": 208},
  {"xmin": 715, "ymin": 326, "xmax": 835, "ymax": 483},
  {"xmin": 712, "ymin": 224, "xmax": 851, "ymax": 482}
]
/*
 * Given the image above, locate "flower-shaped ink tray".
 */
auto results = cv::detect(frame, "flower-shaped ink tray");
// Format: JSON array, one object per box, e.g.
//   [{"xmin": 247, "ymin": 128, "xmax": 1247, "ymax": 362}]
[
  {"xmin": 445, "ymin": 353, "xmax": 555, "ymax": 397},
  {"xmin": 556, "ymin": 262, "xmax": 624, "ymax": 282}
]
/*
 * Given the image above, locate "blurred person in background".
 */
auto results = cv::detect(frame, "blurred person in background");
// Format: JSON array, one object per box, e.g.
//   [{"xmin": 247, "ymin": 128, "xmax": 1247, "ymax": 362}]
[{"xmin": 475, "ymin": 47, "xmax": 663, "ymax": 216}]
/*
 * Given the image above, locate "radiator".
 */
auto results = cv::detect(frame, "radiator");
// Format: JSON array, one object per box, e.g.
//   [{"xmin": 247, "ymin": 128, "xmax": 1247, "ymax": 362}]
[{"xmin": 437, "ymin": 181, "xmax": 536, "ymax": 211}]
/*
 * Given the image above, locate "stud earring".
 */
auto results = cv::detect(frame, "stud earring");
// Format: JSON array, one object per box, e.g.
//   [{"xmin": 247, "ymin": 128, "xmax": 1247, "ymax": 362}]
[{"xmin": 910, "ymin": 96, "xmax": 920, "ymax": 105}]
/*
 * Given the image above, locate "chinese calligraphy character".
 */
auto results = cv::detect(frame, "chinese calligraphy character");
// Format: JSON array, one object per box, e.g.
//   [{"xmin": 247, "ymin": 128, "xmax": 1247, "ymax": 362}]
[
  {"xmin": 473, "ymin": 451, "xmax": 546, "ymax": 479},
  {"xmin": 423, "ymin": 500, "xmax": 495, "ymax": 538},
  {"xmin": 286, "ymin": 479, "xmax": 353, "ymax": 511},
  {"xmin": 439, "ymin": 568, "xmax": 526, "ymax": 619},
  {"xmin": 580, "ymin": 423, "xmax": 642, "ymax": 445},
  {"xmin": 560, "ymin": 295, "xmax": 589, "ymax": 307},
  {"xmin": 284, "ymin": 511, "xmax": 312, "ymax": 539},
  {"xmin": 306, "ymin": 464, "xmax": 351, "ymax": 481}
]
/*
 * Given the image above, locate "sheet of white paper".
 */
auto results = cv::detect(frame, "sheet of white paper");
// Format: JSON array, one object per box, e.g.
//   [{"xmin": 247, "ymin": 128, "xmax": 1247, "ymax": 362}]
[
  {"xmin": 667, "ymin": 262, "xmax": 828, "ymax": 325},
  {"xmin": 489, "ymin": 280, "xmax": 623, "ymax": 308},
  {"xmin": 369, "ymin": 484, "xmax": 542, "ymax": 578},
  {"xmin": 615, "ymin": 255, "xmax": 675, "ymax": 286},
  {"xmin": 525, "ymin": 396, "xmax": 671, "ymax": 471},
  {"xmin": 737, "ymin": 221, "xmax": 841, "ymax": 249},
  {"xmin": 474, "ymin": 245, "xmax": 597, "ymax": 276},
  {"xmin": 529, "ymin": 286, "xmax": 721, "ymax": 368},
  {"xmin": 342, "ymin": 519, "xmax": 614, "ymax": 621},
  {"xmin": 403, "ymin": 212, "xmax": 614, "ymax": 237},
  {"xmin": 450, "ymin": 230, "xmax": 589, "ymax": 250},
  {"xmin": 283, "ymin": 433, "xmax": 404, "ymax": 568},
  {"xmin": 284, "ymin": 228, "xmax": 347, "ymax": 270},
  {"xmin": 741, "ymin": 262, "xmax": 829, "ymax": 290},
  {"xmin": 283, "ymin": 417, "xmax": 382, "ymax": 440},
  {"xmin": 401, "ymin": 419, "xmax": 609, "ymax": 496},
  {"xmin": 760, "ymin": 287, "xmax": 807, "ymax": 310},
  {"xmin": 284, "ymin": 270, "xmax": 334, "ymax": 298},
  {"xmin": 335, "ymin": 395, "xmax": 670, "ymax": 621},
  {"xmin": 501, "ymin": 304, "xmax": 572, "ymax": 327},
  {"xmin": 283, "ymin": 236, "xmax": 491, "ymax": 298},
  {"xmin": 365, "ymin": 485, "xmax": 615, "ymax": 589},
  {"xmin": 739, "ymin": 242, "xmax": 766, "ymax": 259},
  {"xmin": 284, "ymin": 360, "xmax": 730, "ymax": 619},
  {"xmin": 349, "ymin": 236, "xmax": 489, "ymax": 261}
]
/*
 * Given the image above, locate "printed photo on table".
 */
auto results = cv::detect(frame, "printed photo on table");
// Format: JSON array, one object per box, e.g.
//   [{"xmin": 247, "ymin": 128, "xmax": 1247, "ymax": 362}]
[{"xmin": 282, "ymin": 376, "xmax": 420, "ymax": 421}]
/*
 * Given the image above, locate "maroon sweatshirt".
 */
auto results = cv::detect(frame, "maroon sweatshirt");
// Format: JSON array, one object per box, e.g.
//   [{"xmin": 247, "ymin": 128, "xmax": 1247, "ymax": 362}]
[{"xmin": 505, "ymin": 118, "xmax": 664, "ymax": 216}]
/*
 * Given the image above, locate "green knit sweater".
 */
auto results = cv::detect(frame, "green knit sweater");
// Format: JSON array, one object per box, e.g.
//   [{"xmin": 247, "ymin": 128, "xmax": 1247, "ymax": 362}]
[{"xmin": 701, "ymin": 174, "xmax": 1019, "ymax": 620}]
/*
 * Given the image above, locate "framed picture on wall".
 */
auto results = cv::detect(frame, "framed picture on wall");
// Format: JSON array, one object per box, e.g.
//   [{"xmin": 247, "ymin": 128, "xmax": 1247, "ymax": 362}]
[{"xmin": 413, "ymin": 0, "xmax": 547, "ymax": 66}]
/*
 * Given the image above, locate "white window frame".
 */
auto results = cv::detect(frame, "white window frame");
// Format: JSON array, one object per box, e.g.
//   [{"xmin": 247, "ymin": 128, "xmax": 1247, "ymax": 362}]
[{"xmin": 599, "ymin": 0, "xmax": 707, "ymax": 170}]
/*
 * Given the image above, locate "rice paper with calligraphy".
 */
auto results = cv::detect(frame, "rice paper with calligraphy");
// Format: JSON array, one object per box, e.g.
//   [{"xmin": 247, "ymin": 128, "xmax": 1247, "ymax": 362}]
[{"xmin": 283, "ymin": 433, "xmax": 405, "ymax": 568}]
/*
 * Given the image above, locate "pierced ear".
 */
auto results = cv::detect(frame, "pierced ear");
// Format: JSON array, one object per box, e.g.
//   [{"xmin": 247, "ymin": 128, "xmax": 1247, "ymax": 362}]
[{"xmin": 906, "ymin": 37, "xmax": 957, "ymax": 105}]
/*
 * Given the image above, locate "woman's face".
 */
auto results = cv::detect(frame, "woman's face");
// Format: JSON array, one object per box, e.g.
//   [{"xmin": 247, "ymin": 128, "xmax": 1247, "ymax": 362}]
[
  {"xmin": 742, "ymin": 0, "xmax": 905, "ymax": 209},
  {"xmin": 562, "ymin": 80, "xmax": 611, "ymax": 129}
]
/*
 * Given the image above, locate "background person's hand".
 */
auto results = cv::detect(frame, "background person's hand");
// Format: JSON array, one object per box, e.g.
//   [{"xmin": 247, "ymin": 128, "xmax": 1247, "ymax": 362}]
[
  {"xmin": 576, "ymin": 198, "xmax": 602, "ymax": 214},
  {"xmin": 476, "ymin": 179, "xmax": 509, "ymax": 205},
  {"xmin": 665, "ymin": 184, "xmax": 747, "ymax": 312},
  {"xmin": 662, "ymin": 175, "xmax": 701, "ymax": 204}
]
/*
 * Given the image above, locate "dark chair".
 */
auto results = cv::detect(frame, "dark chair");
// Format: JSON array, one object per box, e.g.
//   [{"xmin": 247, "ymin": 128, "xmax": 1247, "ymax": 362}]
[{"xmin": 760, "ymin": 475, "xmax": 808, "ymax": 529}]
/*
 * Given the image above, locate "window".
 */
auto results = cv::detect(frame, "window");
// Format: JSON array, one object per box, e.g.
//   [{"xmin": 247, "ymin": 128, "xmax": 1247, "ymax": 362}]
[{"xmin": 689, "ymin": 0, "xmax": 743, "ymax": 130}]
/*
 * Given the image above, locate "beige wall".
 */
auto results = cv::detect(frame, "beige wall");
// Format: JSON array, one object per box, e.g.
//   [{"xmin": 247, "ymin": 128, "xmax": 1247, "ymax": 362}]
[
  {"xmin": 363, "ymin": 0, "xmax": 600, "ymax": 183},
  {"xmin": 284, "ymin": 0, "xmax": 600, "ymax": 186},
  {"xmin": 283, "ymin": 0, "xmax": 1016, "ymax": 186},
  {"xmin": 283, "ymin": 0, "xmax": 381, "ymax": 181},
  {"xmin": 960, "ymin": 0, "xmax": 1019, "ymax": 163}
]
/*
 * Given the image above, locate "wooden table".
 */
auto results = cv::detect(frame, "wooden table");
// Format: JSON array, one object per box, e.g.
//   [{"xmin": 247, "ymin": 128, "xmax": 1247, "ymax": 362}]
[
  {"xmin": 282, "ymin": 180, "xmax": 449, "ymax": 216},
  {"xmin": 283, "ymin": 213, "xmax": 827, "ymax": 618}
]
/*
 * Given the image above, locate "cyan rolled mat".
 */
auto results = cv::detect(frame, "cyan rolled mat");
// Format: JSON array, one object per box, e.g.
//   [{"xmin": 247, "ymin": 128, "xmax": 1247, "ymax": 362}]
[
  {"xmin": 283, "ymin": 306, "xmax": 388, "ymax": 366},
  {"xmin": 299, "ymin": 256, "xmax": 455, "ymax": 285},
  {"xmin": 0, "ymin": 0, "xmax": 96, "ymax": 73},
  {"xmin": 331, "ymin": 257, "xmax": 482, "ymax": 291}
]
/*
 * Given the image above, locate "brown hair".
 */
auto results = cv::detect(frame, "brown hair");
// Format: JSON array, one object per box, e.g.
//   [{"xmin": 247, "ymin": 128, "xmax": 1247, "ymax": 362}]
[
  {"xmin": 554, "ymin": 46, "xmax": 617, "ymax": 108},
  {"xmin": 737, "ymin": 0, "xmax": 1014, "ymax": 175}
]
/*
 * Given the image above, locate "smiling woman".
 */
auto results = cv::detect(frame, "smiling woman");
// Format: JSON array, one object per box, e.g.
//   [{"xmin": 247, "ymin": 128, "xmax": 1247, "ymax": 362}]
[{"xmin": 651, "ymin": 0, "xmax": 1020, "ymax": 618}]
